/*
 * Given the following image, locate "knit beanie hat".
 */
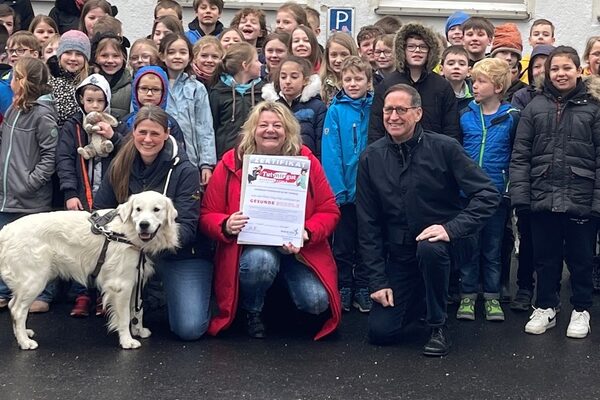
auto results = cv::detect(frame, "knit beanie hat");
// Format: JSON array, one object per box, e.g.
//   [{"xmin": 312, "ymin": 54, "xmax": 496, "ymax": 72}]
[
  {"xmin": 445, "ymin": 11, "xmax": 470, "ymax": 38},
  {"xmin": 491, "ymin": 23, "xmax": 523, "ymax": 60},
  {"xmin": 57, "ymin": 30, "xmax": 91, "ymax": 61}
]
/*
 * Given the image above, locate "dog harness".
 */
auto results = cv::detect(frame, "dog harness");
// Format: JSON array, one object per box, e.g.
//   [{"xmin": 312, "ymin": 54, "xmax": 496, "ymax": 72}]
[{"xmin": 88, "ymin": 210, "xmax": 147, "ymax": 315}]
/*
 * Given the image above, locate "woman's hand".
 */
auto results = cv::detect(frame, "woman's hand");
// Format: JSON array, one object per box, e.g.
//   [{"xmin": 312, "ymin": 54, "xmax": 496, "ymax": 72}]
[
  {"xmin": 66, "ymin": 197, "xmax": 84, "ymax": 211},
  {"xmin": 94, "ymin": 121, "xmax": 115, "ymax": 139},
  {"xmin": 201, "ymin": 169, "xmax": 212, "ymax": 186},
  {"xmin": 279, "ymin": 230, "xmax": 309, "ymax": 254},
  {"xmin": 225, "ymin": 211, "xmax": 249, "ymax": 236}
]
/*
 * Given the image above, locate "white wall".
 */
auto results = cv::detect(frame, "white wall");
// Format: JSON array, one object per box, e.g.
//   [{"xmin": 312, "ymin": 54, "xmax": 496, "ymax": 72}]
[{"xmin": 32, "ymin": 0, "xmax": 600, "ymax": 56}]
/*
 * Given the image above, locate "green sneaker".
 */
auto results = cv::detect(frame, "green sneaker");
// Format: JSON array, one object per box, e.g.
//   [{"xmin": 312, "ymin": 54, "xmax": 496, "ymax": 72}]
[
  {"xmin": 485, "ymin": 299, "xmax": 505, "ymax": 321},
  {"xmin": 456, "ymin": 297, "xmax": 475, "ymax": 320}
]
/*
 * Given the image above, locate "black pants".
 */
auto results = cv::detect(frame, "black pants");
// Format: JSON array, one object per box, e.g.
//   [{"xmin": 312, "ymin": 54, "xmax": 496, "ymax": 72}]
[
  {"xmin": 530, "ymin": 212, "xmax": 595, "ymax": 310},
  {"xmin": 515, "ymin": 212, "xmax": 535, "ymax": 292},
  {"xmin": 368, "ymin": 241, "xmax": 451, "ymax": 345},
  {"xmin": 334, "ymin": 204, "xmax": 368, "ymax": 289}
]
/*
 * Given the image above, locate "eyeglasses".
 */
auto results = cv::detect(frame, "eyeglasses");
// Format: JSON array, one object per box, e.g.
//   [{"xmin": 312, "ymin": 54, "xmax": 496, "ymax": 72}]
[
  {"xmin": 405, "ymin": 44, "xmax": 429, "ymax": 53},
  {"xmin": 383, "ymin": 106, "xmax": 418, "ymax": 116},
  {"xmin": 5, "ymin": 47, "xmax": 32, "ymax": 56},
  {"xmin": 130, "ymin": 54, "xmax": 152, "ymax": 62},
  {"xmin": 138, "ymin": 86, "xmax": 163, "ymax": 95},
  {"xmin": 374, "ymin": 50, "xmax": 392, "ymax": 57}
]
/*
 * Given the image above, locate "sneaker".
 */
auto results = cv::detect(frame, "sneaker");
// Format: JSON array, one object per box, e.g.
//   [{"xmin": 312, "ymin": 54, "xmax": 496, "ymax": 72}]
[
  {"xmin": 340, "ymin": 287, "xmax": 352, "ymax": 312},
  {"xmin": 70, "ymin": 295, "xmax": 91, "ymax": 318},
  {"xmin": 525, "ymin": 307, "xmax": 556, "ymax": 334},
  {"xmin": 566, "ymin": 310, "xmax": 591, "ymax": 339},
  {"xmin": 352, "ymin": 288, "xmax": 372, "ymax": 313},
  {"xmin": 0, "ymin": 297, "xmax": 8, "ymax": 309},
  {"xmin": 29, "ymin": 300, "xmax": 50, "ymax": 313},
  {"xmin": 456, "ymin": 297, "xmax": 475, "ymax": 321},
  {"xmin": 246, "ymin": 311, "xmax": 266, "ymax": 339},
  {"xmin": 484, "ymin": 299, "xmax": 505, "ymax": 321},
  {"xmin": 510, "ymin": 289, "xmax": 532, "ymax": 312}
]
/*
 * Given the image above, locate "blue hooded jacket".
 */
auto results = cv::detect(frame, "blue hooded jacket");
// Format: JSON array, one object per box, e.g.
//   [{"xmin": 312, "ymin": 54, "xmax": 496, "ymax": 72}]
[
  {"xmin": 321, "ymin": 90, "xmax": 373, "ymax": 205},
  {"xmin": 123, "ymin": 66, "xmax": 184, "ymax": 144},
  {"xmin": 460, "ymin": 101, "xmax": 520, "ymax": 194}
]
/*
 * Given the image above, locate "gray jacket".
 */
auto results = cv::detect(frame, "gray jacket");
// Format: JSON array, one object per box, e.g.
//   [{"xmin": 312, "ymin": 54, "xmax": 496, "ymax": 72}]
[{"xmin": 0, "ymin": 95, "xmax": 59, "ymax": 213}]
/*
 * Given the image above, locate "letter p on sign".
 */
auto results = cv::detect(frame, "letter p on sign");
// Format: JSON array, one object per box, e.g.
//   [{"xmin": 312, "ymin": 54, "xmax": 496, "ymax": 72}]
[{"xmin": 328, "ymin": 8, "xmax": 354, "ymax": 37}]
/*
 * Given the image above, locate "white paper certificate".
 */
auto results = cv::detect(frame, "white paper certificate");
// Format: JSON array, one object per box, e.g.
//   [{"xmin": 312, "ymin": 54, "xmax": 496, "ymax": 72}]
[{"xmin": 238, "ymin": 155, "xmax": 311, "ymax": 247}]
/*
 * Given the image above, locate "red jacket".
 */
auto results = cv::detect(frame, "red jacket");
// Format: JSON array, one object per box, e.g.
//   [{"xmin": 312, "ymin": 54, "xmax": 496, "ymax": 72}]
[{"xmin": 200, "ymin": 146, "xmax": 341, "ymax": 340}]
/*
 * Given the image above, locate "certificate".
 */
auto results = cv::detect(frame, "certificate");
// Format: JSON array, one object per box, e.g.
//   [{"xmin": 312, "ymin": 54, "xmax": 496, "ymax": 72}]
[{"xmin": 238, "ymin": 154, "xmax": 311, "ymax": 247}]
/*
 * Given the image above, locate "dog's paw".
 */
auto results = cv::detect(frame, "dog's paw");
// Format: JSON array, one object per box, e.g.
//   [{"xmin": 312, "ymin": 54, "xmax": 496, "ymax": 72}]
[
  {"xmin": 120, "ymin": 337, "xmax": 141, "ymax": 349},
  {"xmin": 18, "ymin": 338, "xmax": 38, "ymax": 350},
  {"xmin": 26, "ymin": 329, "xmax": 35, "ymax": 338},
  {"xmin": 132, "ymin": 327, "xmax": 151, "ymax": 339}
]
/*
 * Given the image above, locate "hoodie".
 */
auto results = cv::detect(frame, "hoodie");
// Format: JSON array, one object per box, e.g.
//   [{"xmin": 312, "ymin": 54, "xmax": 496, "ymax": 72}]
[
  {"xmin": 511, "ymin": 45, "xmax": 555, "ymax": 111},
  {"xmin": 0, "ymin": 94, "xmax": 58, "ymax": 213},
  {"xmin": 322, "ymin": 90, "xmax": 373, "ymax": 205},
  {"xmin": 165, "ymin": 71, "xmax": 217, "ymax": 170},
  {"xmin": 56, "ymin": 74, "xmax": 126, "ymax": 210},
  {"xmin": 261, "ymin": 74, "xmax": 326, "ymax": 158},
  {"xmin": 368, "ymin": 23, "xmax": 461, "ymax": 144},
  {"xmin": 209, "ymin": 73, "xmax": 264, "ymax": 159},
  {"xmin": 185, "ymin": 19, "xmax": 225, "ymax": 45},
  {"xmin": 123, "ymin": 66, "xmax": 184, "ymax": 144}
]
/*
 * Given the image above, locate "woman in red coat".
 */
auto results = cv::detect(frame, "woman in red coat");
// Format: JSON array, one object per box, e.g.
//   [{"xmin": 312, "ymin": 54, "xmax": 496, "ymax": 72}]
[{"xmin": 200, "ymin": 101, "xmax": 341, "ymax": 340}]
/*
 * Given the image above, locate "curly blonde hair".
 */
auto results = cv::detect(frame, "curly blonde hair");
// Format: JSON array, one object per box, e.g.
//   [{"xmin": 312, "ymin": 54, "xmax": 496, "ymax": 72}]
[{"xmin": 237, "ymin": 101, "xmax": 302, "ymax": 159}]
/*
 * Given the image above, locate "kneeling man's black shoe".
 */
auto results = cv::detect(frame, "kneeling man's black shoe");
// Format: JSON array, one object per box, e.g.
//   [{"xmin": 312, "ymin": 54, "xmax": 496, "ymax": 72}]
[
  {"xmin": 246, "ymin": 311, "xmax": 266, "ymax": 339},
  {"xmin": 422, "ymin": 326, "xmax": 450, "ymax": 357}
]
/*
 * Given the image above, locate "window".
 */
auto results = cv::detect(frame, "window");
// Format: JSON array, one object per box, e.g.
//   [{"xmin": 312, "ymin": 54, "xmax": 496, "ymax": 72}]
[
  {"xmin": 180, "ymin": 0, "xmax": 306, "ymax": 11},
  {"xmin": 376, "ymin": 0, "xmax": 531, "ymax": 20}
]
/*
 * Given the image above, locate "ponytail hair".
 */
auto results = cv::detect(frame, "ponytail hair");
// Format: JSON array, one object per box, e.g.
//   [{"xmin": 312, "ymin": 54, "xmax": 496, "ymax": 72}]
[
  {"xmin": 211, "ymin": 41, "xmax": 257, "ymax": 86},
  {"xmin": 109, "ymin": 105, "xmax": 170, "ymax": 203},
  {"xmin": 12, "ymin": 57, "xmax": 52, "ymax": 112}
]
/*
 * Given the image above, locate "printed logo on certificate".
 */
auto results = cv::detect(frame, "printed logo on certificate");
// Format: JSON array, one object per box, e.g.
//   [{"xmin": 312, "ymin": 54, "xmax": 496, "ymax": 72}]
[{"xmin": 238, "ymin": 155, "xmax": 310, "ymax": 248}]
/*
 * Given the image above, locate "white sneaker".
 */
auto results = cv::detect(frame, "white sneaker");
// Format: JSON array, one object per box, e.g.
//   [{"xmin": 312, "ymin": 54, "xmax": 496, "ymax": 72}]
[
  {"xmin": 525, "ymin": 307, "xmax": 556, "ymax": 334},
  {"xmin": 566, "ymin": 310, "xmax": 591, "ymax": 339}
]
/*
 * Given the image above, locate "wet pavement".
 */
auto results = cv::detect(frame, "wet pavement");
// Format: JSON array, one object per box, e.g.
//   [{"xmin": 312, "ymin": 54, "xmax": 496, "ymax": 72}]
[{"xmin": 1, "ymin": 283, "xmax": 600, "ymax": 400}]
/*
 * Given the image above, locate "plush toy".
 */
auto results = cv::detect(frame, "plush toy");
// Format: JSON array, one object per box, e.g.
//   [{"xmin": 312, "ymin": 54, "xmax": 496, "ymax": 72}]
[{"xmin": 78, "ymin": 111, "xmax": 118, "ymax": 159}]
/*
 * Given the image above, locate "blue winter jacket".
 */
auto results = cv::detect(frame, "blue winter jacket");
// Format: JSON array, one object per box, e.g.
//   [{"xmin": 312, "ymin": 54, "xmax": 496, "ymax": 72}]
[
  {"xmin": 460, "ymin": 101, "xmax": 520, "ymax": 194},
  {"xmin": 123, "ymin": 66, "xmax": 184, "ymax": 144},
  {"xmin": 185, "ymin": 19, "xmax": 224, "ymax": 45},
  {"xmin": 0, "ymin": 70, "xmax": 13, "ymax": 116},
  {"xmin": 321, "ymin": 90, "xmax": 373, "ymax": 205},
  {"xmin": 166, "ymin": 71, "xmax": 217, "ymax": 170}
]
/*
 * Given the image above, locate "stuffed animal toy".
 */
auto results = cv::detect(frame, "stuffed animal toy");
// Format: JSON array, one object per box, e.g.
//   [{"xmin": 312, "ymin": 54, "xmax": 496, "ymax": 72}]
[{"xmin": 78, "ymin": 111, "xmax": 118, "ymax": 159}]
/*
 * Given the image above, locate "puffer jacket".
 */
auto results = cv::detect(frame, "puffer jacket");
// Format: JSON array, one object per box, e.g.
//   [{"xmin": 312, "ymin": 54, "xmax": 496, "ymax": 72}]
[
  {"xmin": 0, "ymin": 94, "xmax": 58, "ymax": 213},
  {"xmin": 461, "ymin": 101, "xmax": 519, "ymax": 195},
  {"xmin": 209, "ymin": 74, "xmax": 264, "ymax": 159},
  {"xmin": 322, "ymin": 89, "xmax": 373, "ymax": 205},
  {"xmin": 368, "ymin": 23, "xmax": 461, "ymax": 144},
  {"xmin": 101, "ymin": 67, "xmax": 131, "ymax": 120},
  {"xmin": 166, "ymin": 71, "xmax": 216, "ymax": 170},
  {"xmin": 510, "ymin": 77, "xmax": 600, "ymax": 217},
  {"xmin": 511, "ymin": 45, "xmax": 555, "ymax": 111},
  {"xmin": 123, "ymin": 66, "xmax": 184, "ymax": 144},
  {"xmin": 261, "ymin": 74, "xmax": 327, "ymax": 158}
]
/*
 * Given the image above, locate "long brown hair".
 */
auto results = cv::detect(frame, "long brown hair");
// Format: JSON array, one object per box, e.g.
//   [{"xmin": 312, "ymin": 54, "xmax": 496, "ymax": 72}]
[
  {"xmin": 109, "ymin": 105, "xmax": 170, "ymax": 202},
  {"xmin": 79, "ymin": 0, "xmax": 112, "ymax": 36},
  {"xmin": 12, "ymin": 57, "xmax": 52, "ymax": 111}
]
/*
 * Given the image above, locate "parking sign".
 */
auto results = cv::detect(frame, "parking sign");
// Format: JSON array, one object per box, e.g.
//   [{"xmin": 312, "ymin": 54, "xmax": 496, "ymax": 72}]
[{"xmin": 328, "ymin": 8, "xmax": 354, "ymax": 37}]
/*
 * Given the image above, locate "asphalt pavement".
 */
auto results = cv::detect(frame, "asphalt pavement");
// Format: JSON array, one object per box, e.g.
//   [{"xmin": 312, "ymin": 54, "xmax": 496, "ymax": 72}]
[{"xmin": 1, "ymin": 275, "xmax": 599, "ymax": 400}]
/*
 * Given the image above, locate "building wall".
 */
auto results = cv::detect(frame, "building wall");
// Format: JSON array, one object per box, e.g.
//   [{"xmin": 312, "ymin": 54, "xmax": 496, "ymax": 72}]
[{"xmin": 32, "ymin": 0, "xmax": 600, "ymax": 56}]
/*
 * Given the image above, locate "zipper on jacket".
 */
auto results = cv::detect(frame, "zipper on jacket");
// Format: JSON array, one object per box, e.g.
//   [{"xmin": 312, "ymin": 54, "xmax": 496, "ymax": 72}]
[
  {"xmin": 477, "ymin": 108, "xmax": 488, "ymax": 167},
  {"xmin": 353, "ymin": 123, "xmax": 357, "ymax": 154},
  {"xmin": 2, "ymin": 110, "xmax": 21, "ymax": 212}
]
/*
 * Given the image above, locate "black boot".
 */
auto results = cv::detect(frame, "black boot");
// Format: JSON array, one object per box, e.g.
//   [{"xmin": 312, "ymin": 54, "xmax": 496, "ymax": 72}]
[
  {"xmin": 246, "ymin": 311, "xmax": 266, "ymax": 339},
  {"xmin": 422, "ymin": 326, "xmax": 450, "ymax": 357}
]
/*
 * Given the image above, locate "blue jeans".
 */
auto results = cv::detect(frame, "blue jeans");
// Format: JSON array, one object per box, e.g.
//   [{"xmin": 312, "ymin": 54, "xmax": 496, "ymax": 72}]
[
  {"xmin": 155, "ymin": 257, "xmax": 213, "ymax": 341},
  {"xmin": 239, "ymin": 246, "xmax": 329, "ymax": 315},
  {"xmin": 0, "ymin": 212, "xmax": 57, "ymax": 303},
  {"xmin": 460, "ymin": 203, "xmax": 508, "ymax": 298}
]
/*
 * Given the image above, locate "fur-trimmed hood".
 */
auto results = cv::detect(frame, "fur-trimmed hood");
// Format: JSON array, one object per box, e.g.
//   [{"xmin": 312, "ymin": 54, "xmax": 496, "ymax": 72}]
[
  {"xmin": 535, "ymin": 75, "xmax": 600, "ymax": 103},
  {"xmin": 394, "ymin": 23, "xmax": 441, "ymax": 72},
  {"xmin": 261, "ymin": 74, "xmax": 321, "ymax": 103}
]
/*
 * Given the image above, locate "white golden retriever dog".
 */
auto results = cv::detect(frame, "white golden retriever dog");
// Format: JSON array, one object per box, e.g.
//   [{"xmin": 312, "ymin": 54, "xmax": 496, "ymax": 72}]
[{"xmin": 0, "ymin": 191, "xmax": 179, "ymax": 350}]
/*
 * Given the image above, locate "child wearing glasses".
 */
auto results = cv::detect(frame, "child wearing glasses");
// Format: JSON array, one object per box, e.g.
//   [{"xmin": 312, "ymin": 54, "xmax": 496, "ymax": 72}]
[
  {"xmin": 0, "ymin": 31, "xmax": 39, "ymax": 116},
  {"xmin": 372, "ymin": 34, "xmax": 395, "ymax": 86},
  {"xmin": 128, "ymin": 38, "xmax": 159, "ymax": 75},
  {"xmin": 368, "ymin": 22, "xmax": 460, "ymax": 144}
]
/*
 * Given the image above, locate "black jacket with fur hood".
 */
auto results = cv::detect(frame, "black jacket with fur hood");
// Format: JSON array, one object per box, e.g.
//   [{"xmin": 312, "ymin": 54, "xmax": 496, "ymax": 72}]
[
  {"xmin": 368, "ymin": 23, "xmax": 461, "ymax": 144},
  {"xmin": 510, "ymin": 76, "xmax": 600, "ymax": 217}
]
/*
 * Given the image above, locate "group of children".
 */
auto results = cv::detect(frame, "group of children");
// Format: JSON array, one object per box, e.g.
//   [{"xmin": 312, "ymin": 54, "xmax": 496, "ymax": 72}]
[{"xmin": 0, "ymin": 0, "xmax": 598, "ymax": 341}]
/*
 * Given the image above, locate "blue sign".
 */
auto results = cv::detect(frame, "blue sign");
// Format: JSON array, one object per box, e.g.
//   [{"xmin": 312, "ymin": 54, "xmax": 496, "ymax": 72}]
[{"xmin": 328, "ymin": 8, "xmax": 354, "ymax": 36}]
